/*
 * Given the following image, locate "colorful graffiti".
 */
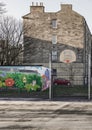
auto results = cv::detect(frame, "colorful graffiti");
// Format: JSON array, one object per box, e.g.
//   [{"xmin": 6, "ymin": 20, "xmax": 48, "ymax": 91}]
[{"xmin": 0, "ymin": 66, "xmax": 51, "ymax": 92}]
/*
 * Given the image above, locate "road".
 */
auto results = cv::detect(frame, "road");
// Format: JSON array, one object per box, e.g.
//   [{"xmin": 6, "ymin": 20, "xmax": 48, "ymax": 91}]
[{"xmin": 0, "ymin": 99, "xmax": 92, "ymax": 130}]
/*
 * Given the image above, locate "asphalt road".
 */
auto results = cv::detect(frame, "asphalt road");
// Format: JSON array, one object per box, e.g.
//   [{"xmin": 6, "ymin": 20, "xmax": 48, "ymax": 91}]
[{"xmin": 0, "ymin": 99, "xmax": 92, "ymax": 130}]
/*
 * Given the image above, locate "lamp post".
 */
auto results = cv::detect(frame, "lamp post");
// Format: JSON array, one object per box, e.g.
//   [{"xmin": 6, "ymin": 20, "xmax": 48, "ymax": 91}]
[
  {"xmin": 49, "ymin": 53, "xmax": 52, "ymax": 100},
  {"xmin": 88, "ymin": 53, "xmax": 91, "ymax": 100}
]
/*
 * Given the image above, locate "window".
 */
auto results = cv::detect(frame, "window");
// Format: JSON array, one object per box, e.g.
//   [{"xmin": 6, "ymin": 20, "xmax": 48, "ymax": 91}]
[
  {"xmin": 52, "ymin": 69, "xmax": 57, "ymax": 76},
  {"xmin": 52, "ymin": 35, "xmax": 57, "ymax": 44},
  {"xmin": 52, "ymin": 19, "xmax": 57, "ymax": 28},
  {"xmin": 52, "ymin": 51, "xmax": 57, "ymax": 61}
]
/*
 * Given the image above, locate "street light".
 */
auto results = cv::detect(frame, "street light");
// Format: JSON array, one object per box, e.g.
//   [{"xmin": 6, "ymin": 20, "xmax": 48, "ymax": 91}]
[
  {"xmin": 49, "ymin": 53, "xmax": 52, "ymax": 100},
  {"xmin": 88, "ymin": 53, "xmax": 91, "ymax": 100}
]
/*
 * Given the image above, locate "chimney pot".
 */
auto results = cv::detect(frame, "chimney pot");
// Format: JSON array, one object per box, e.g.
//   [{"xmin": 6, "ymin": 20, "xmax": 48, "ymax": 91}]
[
  {"xmin": 32, "ymin": 2, "xmax": 34, "ymax": 6},
  {"xmin": 36, "ymin": 2, "xmax": 38, "ymax": 6}
]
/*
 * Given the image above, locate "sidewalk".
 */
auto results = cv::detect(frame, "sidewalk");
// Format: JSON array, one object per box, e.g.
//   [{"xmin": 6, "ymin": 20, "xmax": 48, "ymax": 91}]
[{"xmin": 0, "ymin": 96, "xmax": 91, "ymax": 102}]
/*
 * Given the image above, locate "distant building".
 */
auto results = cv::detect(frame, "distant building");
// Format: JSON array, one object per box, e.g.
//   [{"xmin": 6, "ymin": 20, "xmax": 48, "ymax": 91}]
[{"xmin": 23, "ymin": 3, "xmax": 92, "ymax": 85}]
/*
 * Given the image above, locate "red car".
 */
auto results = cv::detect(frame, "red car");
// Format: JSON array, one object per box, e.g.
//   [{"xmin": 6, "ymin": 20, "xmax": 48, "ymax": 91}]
[{"xmin": 53, "ymin": 78, "xmax": 71, "ymax": 86}]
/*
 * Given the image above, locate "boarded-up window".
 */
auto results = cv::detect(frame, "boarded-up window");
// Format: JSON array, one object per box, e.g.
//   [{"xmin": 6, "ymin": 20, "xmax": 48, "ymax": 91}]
[
  {"xmin": 52, "ymin": 35, "xmax": 57, "ymax": 44},
  {"xmin": 52, "ymin": 51, "xmax": 57, "ymax": 61}
]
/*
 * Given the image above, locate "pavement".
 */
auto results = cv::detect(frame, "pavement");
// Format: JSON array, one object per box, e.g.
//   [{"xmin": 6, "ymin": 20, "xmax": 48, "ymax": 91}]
[{"xmin": 0, "ymin": 98, "xmax": 92, "ymax": 130}]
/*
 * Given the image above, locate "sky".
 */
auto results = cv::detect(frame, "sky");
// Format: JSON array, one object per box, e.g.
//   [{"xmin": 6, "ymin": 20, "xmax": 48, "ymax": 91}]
[{"xmin": 1, "ymin": 0, "xmax": 92, "ymax": 33}]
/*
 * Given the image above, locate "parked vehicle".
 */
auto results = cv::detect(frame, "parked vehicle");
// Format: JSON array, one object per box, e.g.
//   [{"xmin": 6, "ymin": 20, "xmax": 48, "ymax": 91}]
[{"xmin": 53, "ymin": 78, "xmax": 71, "ymax": 86}]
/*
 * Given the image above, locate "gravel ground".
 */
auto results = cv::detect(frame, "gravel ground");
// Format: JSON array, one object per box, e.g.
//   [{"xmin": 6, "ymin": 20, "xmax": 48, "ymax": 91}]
[{"xmin": 0, "ymin": 99, "xmax": 92, "ymax": 130}]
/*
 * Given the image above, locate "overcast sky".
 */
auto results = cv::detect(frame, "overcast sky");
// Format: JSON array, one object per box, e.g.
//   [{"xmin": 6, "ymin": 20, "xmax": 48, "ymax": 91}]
[{"xmin": 1, "ymin": 0, "xmax": 92, "ymax": 33}]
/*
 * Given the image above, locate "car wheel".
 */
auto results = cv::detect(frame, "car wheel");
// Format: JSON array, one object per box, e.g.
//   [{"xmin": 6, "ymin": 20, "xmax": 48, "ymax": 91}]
[{"xmin": 54, "ymin": 83, "xmax": 58, "ymax": 86}]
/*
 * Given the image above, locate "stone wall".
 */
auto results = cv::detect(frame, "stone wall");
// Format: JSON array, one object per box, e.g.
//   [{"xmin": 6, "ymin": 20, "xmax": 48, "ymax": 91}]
[
  {"xmin": 23, "ymin": 4, "xmax": 84, "ymax": 48},
  {"xmin": 23, "ymin": 4, "xmax": 92, "ymax": 85},
  {"xmin": 23, "ymin": 37, "xmax": 83, "ymax": 63}
]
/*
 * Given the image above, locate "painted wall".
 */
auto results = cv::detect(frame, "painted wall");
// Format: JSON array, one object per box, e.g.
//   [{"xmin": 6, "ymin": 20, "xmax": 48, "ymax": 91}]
[{"xmin": 0, "ymin": 66, "xmax": 51, "ymax": 92}]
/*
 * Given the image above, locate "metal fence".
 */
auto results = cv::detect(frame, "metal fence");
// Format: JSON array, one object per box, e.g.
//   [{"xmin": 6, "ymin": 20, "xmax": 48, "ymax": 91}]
[{"xmin": 0, "ymin": 65, "xmax": 91, "ymax": 100}]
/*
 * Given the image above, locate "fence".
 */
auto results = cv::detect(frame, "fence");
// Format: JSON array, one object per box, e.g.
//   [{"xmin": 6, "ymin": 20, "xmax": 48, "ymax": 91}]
[{"xmin": 0, "ymin": 66, "xmax": 91, "ymax": 99}]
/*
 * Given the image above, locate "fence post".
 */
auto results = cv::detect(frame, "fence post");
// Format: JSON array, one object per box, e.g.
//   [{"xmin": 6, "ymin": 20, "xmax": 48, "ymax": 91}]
[
  {"xmin": 88, "ymin": 53, "xmax": 91, "ymax": 100},
  {"xmin": 49, "ymin": 53, "xmax": 52, "ymax": 100}
]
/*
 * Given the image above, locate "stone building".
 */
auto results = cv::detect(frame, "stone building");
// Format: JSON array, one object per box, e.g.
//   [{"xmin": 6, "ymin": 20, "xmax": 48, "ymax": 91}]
[{"xmin": 23, "ymin": 3, "xmax": 92, "ymax": 85}]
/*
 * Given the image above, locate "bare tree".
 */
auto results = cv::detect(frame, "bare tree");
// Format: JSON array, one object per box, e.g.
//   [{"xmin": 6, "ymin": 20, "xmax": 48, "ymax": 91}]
[
  {"xmin": 0, "ymin": 16, "xmax": 24, "ymax": 65},
  {"xmin": 0, "ymin": 2, "xmax": 6, "ymax": 15}
]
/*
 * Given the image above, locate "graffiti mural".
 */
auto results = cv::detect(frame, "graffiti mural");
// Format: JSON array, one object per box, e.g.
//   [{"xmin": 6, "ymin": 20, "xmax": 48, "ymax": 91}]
[{"xmin": 0, "ymin": 66, "xmax": 51, "ymax": 92}]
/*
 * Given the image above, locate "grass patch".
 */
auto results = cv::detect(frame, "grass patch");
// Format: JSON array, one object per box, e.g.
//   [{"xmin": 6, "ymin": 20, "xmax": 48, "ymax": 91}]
[
  {"xmin": 0, "ymin": 87, "xmax": 49, "ymax": 98},
  {"xmin": 53, "ymin": 85, "xmax": 91, "ymax": 97},
  {"xmin": 0, "ymin": 85, "xmax": 92, "ymax": 98}
]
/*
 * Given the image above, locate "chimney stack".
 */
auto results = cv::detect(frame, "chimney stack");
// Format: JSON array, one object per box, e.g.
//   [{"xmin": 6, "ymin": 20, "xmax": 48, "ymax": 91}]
[
  {"xmin": 61, "ymin": 4, "xmax": 72, "ymax": 11},
  {"xmin": 30, "ymin": 2, "xmax": 44, "ymax": 13}
]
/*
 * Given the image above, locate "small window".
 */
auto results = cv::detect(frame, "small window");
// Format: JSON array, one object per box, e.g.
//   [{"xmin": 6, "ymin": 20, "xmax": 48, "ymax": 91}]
[
  {"xmin": 52, "ymin": 35, "xmax": 57, "ymax": 44},
  {"xmin": 52, "ymin": 19, "xmax": 57, "ymax": 28},
  {"xmin": 52, "ymin": 69, "xmax": 57, "ymax": 76},
  {"xmin": 52, "ymin": 51, "xmax": 57, "ymax": 61}
]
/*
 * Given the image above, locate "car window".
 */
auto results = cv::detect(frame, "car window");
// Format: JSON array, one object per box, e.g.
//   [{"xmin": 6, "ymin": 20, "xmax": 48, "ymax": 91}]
[{"xmin": 56, "ymin": 78, "xmax": 64, "ymax": 80}]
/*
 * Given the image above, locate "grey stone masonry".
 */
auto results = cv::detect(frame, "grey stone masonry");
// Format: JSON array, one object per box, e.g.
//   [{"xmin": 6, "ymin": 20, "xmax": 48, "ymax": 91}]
[{"xmin": 23, "ymin": 3, "xmax": 92, "ymax": 85}]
